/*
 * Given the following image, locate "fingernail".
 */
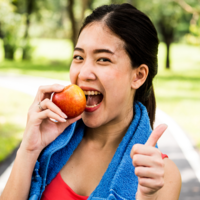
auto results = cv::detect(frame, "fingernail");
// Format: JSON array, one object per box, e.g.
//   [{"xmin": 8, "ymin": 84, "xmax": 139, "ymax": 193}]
[
  {"xmin": 61, "ymin": 118, "xmax": 67, "ymax": 122},
  {"xmin": 62, "ymin": 113, "xmax": 68, "ymax": 118}
]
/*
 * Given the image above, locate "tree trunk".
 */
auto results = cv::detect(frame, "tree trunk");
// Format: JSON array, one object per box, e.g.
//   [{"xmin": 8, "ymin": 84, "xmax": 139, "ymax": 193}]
[
  {"xmin": 0, "ymin": 22, "xmax": 4, "ymax": 39},
  {"xmin": 158, "ymin": 19, "xmax": 174, "ymax": 69},
  {"xmin": 67, "ymin": 0, "xmax": 91, "ymax": 47},
  {"xmin": 165, "ymin": 41, "xmax": 171, "ymax": 69},
  {"xmin": 68, "ymin": 0, "xmax": 78, "ymax": 47},
  {"xmin": 3, "ymin": 41, "xmax": 15, "ymax": 60},
  {"xmin": 24, "ymin": 0, "xmax": 35, "ymax": 39},
  {"xmin": 22, "ymin": 0, "xmax": 35, "ymax": 60},
  {"xmin": 0, "ymin": 22, "xmax": 15, "ymax": 60},
  {"xmin": 80, "ymin": 0, "xmax": 90, "ymax": 26}
]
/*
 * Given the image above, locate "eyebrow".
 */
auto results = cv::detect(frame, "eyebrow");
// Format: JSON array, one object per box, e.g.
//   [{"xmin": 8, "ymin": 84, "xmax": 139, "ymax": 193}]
[{"xmin": 74, "ymin": 47, "xmax": 114, "ymax": 55}]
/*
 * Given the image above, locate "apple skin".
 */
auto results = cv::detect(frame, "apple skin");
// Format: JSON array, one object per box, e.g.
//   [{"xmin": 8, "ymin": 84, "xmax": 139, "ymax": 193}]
[{"xmin": 52, "ymin": 84, "xmax": 86, "ymax": 119}]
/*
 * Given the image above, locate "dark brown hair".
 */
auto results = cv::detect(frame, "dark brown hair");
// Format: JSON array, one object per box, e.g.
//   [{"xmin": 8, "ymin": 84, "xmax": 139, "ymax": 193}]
[{"xmin": 79, "ymin": 4, "xmax": 159, "ymax": 128}]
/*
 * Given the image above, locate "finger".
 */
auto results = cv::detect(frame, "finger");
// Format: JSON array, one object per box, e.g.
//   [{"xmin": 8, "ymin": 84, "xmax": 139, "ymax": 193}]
[
  {"xmin": 34, "ymin": 84, "xmax": 65, "ymax": 104},
  {"xmin": 37, "ymin": 109, "xmax": 67, "ymax": 123},
  {"xmin": 36, "ymin": 98, "xmax": 67, "ymax": 118},
  {"xmin": 138, "ymin": 177, "xmax": 164, "ymax": 191},
  {"xmin": 135, "ymin": 166, "xmax": 164, "ymax": 179},
  {"xmin": 145, "ymin": 124, "xmax": 168, "ymax": 147},
  {"xmin": 130, "ymin": 144, "xmax": 160, "ymax": 159},
  {"xmin": 132, "ymin": 154, "xmax": 154, "ymax": 167}
]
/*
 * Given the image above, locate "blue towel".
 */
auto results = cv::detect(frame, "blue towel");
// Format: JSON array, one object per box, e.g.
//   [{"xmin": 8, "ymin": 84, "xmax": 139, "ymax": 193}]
[{"xmin": 29, "ymin": 101, "xmax": 152, "ymax": 200}]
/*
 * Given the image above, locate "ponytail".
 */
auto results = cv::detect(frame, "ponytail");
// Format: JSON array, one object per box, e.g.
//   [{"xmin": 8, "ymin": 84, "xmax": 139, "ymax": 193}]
[{"xmin": 135, "ymin": 85, "xmax": 156, "ymax": 129}]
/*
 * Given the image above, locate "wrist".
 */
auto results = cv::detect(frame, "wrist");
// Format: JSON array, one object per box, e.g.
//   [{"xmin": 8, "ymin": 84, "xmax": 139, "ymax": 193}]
[{"xmin": 17, "ymin": 143, "xmax": 41, "ymax": 161}]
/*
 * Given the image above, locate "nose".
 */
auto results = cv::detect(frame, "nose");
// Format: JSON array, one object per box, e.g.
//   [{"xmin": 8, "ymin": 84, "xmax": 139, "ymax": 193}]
[{"xmin": 78, "ymin": 61, "xmax": 96, "ymax": 81}]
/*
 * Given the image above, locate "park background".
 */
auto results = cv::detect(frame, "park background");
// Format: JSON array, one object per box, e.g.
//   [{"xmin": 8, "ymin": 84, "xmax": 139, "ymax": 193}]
[{"xmin": 0, "ymin": 0, "xmax": 200, "ymax": 180}]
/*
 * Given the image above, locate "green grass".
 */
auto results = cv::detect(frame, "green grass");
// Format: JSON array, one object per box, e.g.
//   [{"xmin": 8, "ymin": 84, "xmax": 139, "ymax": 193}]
[{"xmin": 0, "ymin": 87, "xmax": 33, "ymax": 162}]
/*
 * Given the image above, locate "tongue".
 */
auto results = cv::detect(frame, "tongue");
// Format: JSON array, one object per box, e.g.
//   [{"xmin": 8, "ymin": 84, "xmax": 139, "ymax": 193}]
[{"xmin": 86, "ymin": 95, "xmax": 102, "ymax": 106}]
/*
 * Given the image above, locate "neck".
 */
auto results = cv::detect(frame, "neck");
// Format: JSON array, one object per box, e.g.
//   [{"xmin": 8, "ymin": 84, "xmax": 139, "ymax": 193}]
[{"xmin": 83, "ymin": 108, "xmax": 134, "ymax": 151}]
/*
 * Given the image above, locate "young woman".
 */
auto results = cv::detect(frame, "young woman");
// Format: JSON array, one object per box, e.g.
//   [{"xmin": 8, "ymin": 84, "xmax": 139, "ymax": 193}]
[{"xmin": 0, "ymin": 3, "xmax": 181, "ymax": 200}]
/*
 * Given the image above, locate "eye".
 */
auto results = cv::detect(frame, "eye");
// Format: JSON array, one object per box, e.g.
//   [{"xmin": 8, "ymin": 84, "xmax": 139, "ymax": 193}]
[
  {"xmin": 73, "ymin": 55, "xmax": 83, "ymax": 60},
  {"xmin": 98, "ymin": 58, "xmax": 111, "ymax": 62}
]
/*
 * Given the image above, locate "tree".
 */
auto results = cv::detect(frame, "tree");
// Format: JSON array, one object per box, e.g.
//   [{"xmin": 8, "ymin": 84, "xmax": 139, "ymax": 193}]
[
  {"xmin": 66, "ymin": 0, "xmax": 93, "ymax": 47},
  {"xmin": 129, "ymin": 0, "xmax": 191, "ymax": 69},
  {"xmin": 173, "ymin": 0, "xmax": 200, "ymax": 44},
  {"xmin": 12, "ymin": 0, "xmax": 44, "ymax": 59},
  {"xmin": 0, "ymin": 0, "xmax": 23, "ymax": 59}
]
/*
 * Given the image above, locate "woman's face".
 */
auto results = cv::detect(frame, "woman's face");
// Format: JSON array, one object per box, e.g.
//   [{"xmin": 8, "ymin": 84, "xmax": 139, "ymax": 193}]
[{"xmin": 70, "ymin": 22, "xmax": 136, "ymax": 128}]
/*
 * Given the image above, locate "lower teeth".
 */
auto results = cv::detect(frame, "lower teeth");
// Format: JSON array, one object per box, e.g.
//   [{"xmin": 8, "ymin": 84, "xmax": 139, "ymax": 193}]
[{"xmin": 86, "ymin": 103, "xmax": 100, "ymax": 108}]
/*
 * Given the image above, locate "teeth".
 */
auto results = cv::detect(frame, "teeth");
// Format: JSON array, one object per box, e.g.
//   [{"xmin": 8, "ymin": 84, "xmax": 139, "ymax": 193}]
[
  {"xmin": 83, "ymin": 91, "xmax": 101, "ymax": 95},
  {"xmin": 86, "ymin": 103, "xmax": 100, "ymax": 108}
]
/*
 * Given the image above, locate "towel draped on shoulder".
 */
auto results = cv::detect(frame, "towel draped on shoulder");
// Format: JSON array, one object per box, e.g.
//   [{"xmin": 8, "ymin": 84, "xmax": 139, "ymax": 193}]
[{"xmin": 29, "ymin": 101, "xmax": 152, "ymax": 200}]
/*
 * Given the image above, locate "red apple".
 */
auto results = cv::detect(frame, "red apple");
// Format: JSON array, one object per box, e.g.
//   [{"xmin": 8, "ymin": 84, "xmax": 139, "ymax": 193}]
[{"xmin": 52, "ymin": 84, "xmax": 86, "ymax": 118}]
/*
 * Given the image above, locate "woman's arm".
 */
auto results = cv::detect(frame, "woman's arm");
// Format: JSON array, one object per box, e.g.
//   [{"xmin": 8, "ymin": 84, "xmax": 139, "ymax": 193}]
[
  {"xmin": 0, "ymin": 147, "xmax": 40, "ymax": 200},
  {"xmin": 156, "ymin": 158, "xmax": 181, "ymax": 200},
  {"xmin": 0, "ymin": 84, "xmax": 81, "ymax": 200},
  {"xmin": 131, "ymin": 124, "xmax": 182, "ymax": 200}
]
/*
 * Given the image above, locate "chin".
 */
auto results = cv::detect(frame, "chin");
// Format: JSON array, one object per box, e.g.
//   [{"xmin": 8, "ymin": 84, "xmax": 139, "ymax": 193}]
[{"xmin": 81, "ymin": 113, "xmax": 104, "ymax": 128}]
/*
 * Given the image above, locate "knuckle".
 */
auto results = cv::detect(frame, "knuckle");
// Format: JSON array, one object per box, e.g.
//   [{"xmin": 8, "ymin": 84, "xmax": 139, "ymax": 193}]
[
  {"xmin": 145, "ymin": 168, "xmax": 151, "ymax": 175},
  {"xmin": 133, "ymin": 144, "xmax": 140, "ymax": 154},
  {"xmin": 134, "ymin": 167, "xmax": 140, "ymax": 176},
  {"xmin": 157, "ymin": 179, "xmax": 164, "ymax": 189},
  {"xmin": 43, "ymin": 98, "xmax": 50, "ymax": 104},
  {"xmin": 154, "ymin": 158, "xmax": 164, "ymax": 167},
  {"xmin": 132, "ymin": 155, "xmax": 138, "ymax": 165},
  {"xmin": 138, "ymin": 178, "xmax": 144, "ymax": 185},
  {"xmin": 45, "ymin": 109, "xmax": 51, "ymax": 116},
  {"xmin": 160, "ymin": 169, "xmax": 165, "ymax": 177},
  {"xmin": 156, "ymin": 169, "xmax": 164, "ymax": 178},
  {"xmin": 38, "ymin": 85, "xmax": 45, "ymax": 92},
  {"xmin": 156, "ymin": 148, "xmax": 161, "ymax": 155}
]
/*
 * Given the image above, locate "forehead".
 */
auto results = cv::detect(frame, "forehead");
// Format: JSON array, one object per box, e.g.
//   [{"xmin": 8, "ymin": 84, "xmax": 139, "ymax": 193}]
[{"xmin": 76, "ymin": 22, "xmax": 125, "ymax": 53}]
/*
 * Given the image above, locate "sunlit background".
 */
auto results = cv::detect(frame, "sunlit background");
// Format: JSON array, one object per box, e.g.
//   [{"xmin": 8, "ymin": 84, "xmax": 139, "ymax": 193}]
[{"xmin": 0, "ymin": 0, "xmax": 200, "ymax": 196}]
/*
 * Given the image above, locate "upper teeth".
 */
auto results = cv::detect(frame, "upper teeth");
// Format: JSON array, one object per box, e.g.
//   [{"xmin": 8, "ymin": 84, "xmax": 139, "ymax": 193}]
[{"xmin": 83, "ymin": 91, "xmax": 101, "ymax": 95}]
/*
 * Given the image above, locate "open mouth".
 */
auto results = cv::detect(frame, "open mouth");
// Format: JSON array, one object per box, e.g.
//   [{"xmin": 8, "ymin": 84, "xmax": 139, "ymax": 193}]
[{"xmin": 83, "ymin": 90, "xmax": 103, "ymax": 108}]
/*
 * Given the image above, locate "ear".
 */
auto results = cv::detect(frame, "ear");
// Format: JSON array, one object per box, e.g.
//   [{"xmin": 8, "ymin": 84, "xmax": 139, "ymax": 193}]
[{"xmin": 131, "ymin": 64, "xmax": 149, "ymax": 89}]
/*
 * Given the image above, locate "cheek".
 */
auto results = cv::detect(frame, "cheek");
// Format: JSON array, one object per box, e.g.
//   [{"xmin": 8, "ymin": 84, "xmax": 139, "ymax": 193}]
[
  {"xmin": 105, "ymin": 70, "xmax": 132, "ymax": 102},
  {"xmin": 104, "ymin": 70, "xmax": 123, "ymax": 97},
  {"xmin": 69, "ymin": 65, "xmax": 78, "ymax": 84}
]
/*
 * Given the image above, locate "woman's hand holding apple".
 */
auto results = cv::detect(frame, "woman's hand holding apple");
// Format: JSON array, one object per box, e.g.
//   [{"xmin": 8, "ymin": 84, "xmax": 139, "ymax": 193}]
[
  {"xmin": 20, "ymin": 84, "xmax": 85, "ymax": 155},
  {"xmin": 130, "ymin": 124, "xmax": 168, "ymax": 200}
]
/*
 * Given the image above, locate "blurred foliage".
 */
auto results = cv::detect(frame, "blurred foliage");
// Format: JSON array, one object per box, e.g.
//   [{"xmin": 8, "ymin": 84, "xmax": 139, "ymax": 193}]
[{"xmin": 0, "ymin": 0, "xmax": 199, "ymax": 64}]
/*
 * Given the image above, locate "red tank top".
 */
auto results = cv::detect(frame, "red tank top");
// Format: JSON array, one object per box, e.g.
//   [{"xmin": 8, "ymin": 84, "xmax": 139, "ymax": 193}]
[
  {"xmin": 41, "ymin": 172, "xmax": 88, "ymax": 200},
  {"xmin": 41, "ymin": 153, "xmax": 168, "ymax": 200}
]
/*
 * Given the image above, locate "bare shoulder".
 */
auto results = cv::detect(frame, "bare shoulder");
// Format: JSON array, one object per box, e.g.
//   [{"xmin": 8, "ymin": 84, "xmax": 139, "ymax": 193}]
[{"xmin": 157, "ymin": 158, "xmax": 182, "ymax": 200}]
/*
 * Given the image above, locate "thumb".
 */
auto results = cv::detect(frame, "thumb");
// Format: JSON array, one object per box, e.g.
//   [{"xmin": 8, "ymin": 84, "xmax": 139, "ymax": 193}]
[{"xmin": 145, "ymin": 124, "xmax": 168, "ymax": 147}]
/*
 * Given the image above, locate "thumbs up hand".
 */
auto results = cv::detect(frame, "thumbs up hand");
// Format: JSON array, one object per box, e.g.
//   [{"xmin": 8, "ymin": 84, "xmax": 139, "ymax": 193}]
[{"xmin": 130, "ymin": 124, "xmax": 168, "ymax": 200}]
